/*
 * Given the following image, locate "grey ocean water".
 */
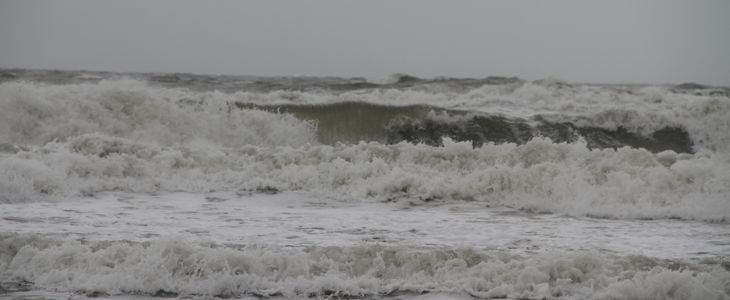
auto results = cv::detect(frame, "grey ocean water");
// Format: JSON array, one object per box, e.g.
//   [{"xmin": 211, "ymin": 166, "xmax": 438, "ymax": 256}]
[{"xmin": 0, "ymin": 69, "xmax": 729, "ymax": 299}]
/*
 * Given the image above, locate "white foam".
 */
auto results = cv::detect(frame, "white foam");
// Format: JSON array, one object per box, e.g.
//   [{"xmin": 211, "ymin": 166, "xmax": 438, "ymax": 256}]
[
  {"xmin": 1, "ymin": 133, "xmax": 729, "ymax": 222},
  {"xmin": 0, "ymin": 80, "xmax": 318, "ymax": 148},
  {"xmin": 1, "ymin": 192, "xmax": 726, "ymax": 259},
  {"xmin": 0, "ymin": 235, "xmax": 726, "ymax": 299}
]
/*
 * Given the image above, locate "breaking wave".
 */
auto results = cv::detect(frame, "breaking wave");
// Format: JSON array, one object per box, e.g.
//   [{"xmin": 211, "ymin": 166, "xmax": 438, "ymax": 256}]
[
  {"xmin": 238, "ymin": 102, "xmax": 694, "ymax": 153},
  {"xmin": 1, "ymin": 234, "xmax": 728, "ymax": 299},
  {"xmin": 1, "ymin": 77, "xmax": 729, "ymax": 222},
  {"xmin": 0, "ymin": 80, "xmax": 317, "ymax": 148},
  {"xmin": 1, "ymin": 133, "xmax": 729, "ymax": 222}
]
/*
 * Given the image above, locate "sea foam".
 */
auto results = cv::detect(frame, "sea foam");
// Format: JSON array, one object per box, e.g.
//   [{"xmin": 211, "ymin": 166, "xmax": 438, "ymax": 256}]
[
  {"xmin": 1, "ymin": 234, "xmax": 727, "ymax": 299},
  {"xmin": 1, "ymin": 134, "xmax": 728, "ymax": 222}
]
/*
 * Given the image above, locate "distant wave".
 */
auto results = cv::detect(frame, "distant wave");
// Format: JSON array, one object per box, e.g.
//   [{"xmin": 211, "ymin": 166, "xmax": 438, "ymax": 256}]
[{"xmin": 2, "ymin": 75, "xmax": 729, "ymax": 151}]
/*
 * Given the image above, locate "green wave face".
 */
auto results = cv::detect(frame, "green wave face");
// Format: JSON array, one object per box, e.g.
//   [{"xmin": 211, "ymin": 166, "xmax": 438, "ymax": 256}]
[{"xmin": 237, "ymin": 102, "xmax": 693, "ymax": 153}]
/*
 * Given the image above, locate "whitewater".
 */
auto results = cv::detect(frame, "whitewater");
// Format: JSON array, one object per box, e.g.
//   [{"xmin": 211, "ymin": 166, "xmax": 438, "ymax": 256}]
[{"xmin": 0, "ymin": 69, "xmax": 728, "ymax": 299}]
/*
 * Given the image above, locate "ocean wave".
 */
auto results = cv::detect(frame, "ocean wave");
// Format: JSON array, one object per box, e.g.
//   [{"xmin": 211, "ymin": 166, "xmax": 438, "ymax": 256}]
[
  {"xmin": 0, "ymin": 80, "xmax": 317, "ymax": 148},
  {"xmin": 4, "ymin": 76, "xmax": 728, "ymax": 152},
  {"xmin": 0, "ymin": 234, "xmax": 727, "ymax": 299},
  {"xmin": 1, "ymin": 79, "xmax": 729, "ymax": 222},
  {"xmin": 228, "ymin": 82, "xmax": 730, "ymax": 152},
  {"xmin": 1, "ymin": 134, "xmax": 728, "ymax": 222},
  {"xmin": 238, "ymin": 101, "xmax": 693, "ymax": 153},
  {"xmin": 4, "ymin": 71, "xmax": 729, "ymax": 299}
]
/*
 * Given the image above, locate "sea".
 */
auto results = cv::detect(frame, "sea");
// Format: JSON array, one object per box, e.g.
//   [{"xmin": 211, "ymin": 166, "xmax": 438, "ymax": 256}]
[{"xmin": 0, "ymin": 69, "xmax": 728, "ymax": 299}]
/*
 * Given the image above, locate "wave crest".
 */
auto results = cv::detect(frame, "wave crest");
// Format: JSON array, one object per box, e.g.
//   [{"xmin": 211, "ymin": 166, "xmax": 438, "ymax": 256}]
[
  {"xmin": 0, "ymin": 80, "xmax": 318, "ymax": 148},
  {"xmin": 1, "ymin": 134, "xmax": 728, "ymax": 222}
]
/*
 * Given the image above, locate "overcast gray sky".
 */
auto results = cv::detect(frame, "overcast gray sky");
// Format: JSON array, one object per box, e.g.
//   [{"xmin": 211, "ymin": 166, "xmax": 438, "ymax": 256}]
[{"xmin": 1, "ymin": 0, "xmax": 728, "ymax": 85}]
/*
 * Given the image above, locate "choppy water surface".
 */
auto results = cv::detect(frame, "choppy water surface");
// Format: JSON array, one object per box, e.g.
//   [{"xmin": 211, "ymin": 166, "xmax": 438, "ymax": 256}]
[{"xmin": 0, "ymin": 69, "xmax": 729, "ymax": 299}]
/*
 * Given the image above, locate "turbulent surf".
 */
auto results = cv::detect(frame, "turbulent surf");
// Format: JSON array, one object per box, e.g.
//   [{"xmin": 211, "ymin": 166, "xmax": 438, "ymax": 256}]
[{"xmin": 0, "ymin": 69, "xmax": 728, "ymax": 299}]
